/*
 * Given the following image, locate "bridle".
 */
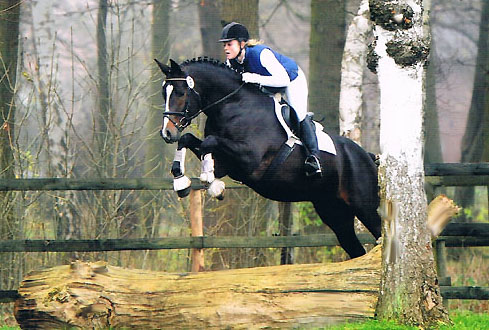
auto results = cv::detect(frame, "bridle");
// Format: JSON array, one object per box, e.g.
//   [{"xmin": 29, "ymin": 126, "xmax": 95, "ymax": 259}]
[{"xmin": 163, "ymin": 75, "xmax": 245, "ymax": 131}]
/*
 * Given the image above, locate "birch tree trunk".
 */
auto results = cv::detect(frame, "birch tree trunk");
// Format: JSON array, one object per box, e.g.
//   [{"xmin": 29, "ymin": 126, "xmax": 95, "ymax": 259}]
[
  {"xmin": 339, "ymin": 0, "xmax": 371, "ymax": 143},
  {"xmin": 368, "ymin": 0, "xmax": 450, "ymax": 326}
]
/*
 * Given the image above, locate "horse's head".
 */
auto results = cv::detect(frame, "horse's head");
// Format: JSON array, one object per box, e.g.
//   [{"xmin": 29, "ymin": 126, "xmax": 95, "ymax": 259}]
[{"xmin": 155, "ymin": 59, "xmax": 202, "ymax": 143}]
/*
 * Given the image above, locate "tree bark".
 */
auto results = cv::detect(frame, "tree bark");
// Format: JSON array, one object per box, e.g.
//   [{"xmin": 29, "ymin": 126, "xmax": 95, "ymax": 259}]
[
  {"xmin": 309, "ymin": 0, "xmax": 346, "ymax": 133},
  {"xmin": 368, "ymin": 0, "xmax": 450, "ymax": 326},
  {"xmin": 339, "ymin": 0, "xmax": 371, "ymax": 143},
  {"xmin": 220, "ymin": 0, "xmax": 259, "ymax": 38},
  {"xmin": 198, "ymin": 0, "xmax": 222, "ymax": 60},
  {"xmin": 15, "ymin": 247, "xmax": 381, "ymax": 329}
]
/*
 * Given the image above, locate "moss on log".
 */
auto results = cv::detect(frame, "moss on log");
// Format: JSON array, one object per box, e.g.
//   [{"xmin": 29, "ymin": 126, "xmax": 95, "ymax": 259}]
[{"xmin": 15, "ymin": 246, "xmax": 381, "ymax": 329}]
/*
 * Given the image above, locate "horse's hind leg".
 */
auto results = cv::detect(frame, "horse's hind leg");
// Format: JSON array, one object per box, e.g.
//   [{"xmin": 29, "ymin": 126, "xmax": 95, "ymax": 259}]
[
  {"xmin": 313, "ymin": 200, "xmax": 366, "ymax": 258},
  {"xmin": 354, "ymin": 206, "xmax": 382, "ymax": 242}
]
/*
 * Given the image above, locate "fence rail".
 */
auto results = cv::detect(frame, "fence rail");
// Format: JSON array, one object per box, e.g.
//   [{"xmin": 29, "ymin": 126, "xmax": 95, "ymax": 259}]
[
  {"xmin": 0, "ymin": 162, "xmax": 488, "ymax": 304},
  {"xmin": 0, "ymin": 163, "xmax": 486, "ymax": 191},
  {"xmin": 0, "ymin": 223, "xmax": 487, "ymax": 253},
  {"xmin": 0, "ymin": 234, "xmax": 374, "ymax": 253},
  {"xmin": 0, "ymin": 177, "xmax": 243, "ymax": 191}
]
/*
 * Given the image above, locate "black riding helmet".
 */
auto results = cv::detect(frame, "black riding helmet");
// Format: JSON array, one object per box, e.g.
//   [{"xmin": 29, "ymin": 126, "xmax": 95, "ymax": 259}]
[{"xmin": 219, "ymin": 22, "xmax": 249, "ymax": 42}]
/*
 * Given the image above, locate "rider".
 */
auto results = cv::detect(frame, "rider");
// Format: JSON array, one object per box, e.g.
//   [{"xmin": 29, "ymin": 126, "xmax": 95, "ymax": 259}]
[{"xmin": 219, "ymin": 22, "xmax": 322, "ymax": 177}]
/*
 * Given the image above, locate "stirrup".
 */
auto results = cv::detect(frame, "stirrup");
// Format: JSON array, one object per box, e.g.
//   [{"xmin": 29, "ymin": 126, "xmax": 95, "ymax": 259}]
[{"xmin": 304, "ymin": 155, "xmax": 322, "ymax": 177}]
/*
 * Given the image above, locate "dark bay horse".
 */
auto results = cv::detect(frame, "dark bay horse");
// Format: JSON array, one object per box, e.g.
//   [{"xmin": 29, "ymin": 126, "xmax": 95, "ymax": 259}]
[{"xmin": 155, "ymin": 57, "xmax": 381, "ymax": 258}]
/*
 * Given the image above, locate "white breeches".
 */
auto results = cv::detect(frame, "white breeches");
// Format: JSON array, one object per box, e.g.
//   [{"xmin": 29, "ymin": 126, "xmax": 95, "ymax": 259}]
[{"xmin": 286, "ymin": 68, "xmax": 309, "ymax": 122}]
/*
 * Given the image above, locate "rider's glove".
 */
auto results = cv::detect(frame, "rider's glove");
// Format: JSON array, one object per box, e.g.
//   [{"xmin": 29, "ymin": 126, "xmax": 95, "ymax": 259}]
[{"xmin": 242, "ymin": 72, "xmax": 262, "ymax": 85}]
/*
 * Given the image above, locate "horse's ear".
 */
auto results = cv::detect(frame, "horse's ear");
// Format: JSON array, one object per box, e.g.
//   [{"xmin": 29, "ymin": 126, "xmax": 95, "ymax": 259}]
[
  {"xmin": 154, "ymin": 58, "xmax": 170, "ymax": 76},
  {"xmin": 169, "ymin": 59, "xmax": 183, "ymax": 74}
]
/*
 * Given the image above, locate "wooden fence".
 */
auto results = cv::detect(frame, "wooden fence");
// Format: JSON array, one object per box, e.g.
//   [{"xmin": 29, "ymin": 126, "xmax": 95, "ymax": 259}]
[{"xmin": 0, "ymin": 163, "xmax": 488, "ymax": 303}]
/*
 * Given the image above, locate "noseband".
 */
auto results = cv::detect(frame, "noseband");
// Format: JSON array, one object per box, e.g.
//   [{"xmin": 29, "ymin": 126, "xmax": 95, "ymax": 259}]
[{"xmin": 163, "ymin": 75, "xmax": 245, "ymax": 131}]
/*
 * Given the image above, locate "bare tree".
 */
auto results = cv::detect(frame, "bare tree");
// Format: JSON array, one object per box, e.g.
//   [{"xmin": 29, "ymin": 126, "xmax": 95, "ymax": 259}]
[
  {"xmin": 424, "ymin": 37, "xmax": 443, "ymax": 165},
  {"xmin": 198, "ymin": 0, "xmax": 222, "ymax": 60},
  {"xmin": 0, "ymin": 0, "xmax": 21, "ymax": 291},
  {"xmin": 309, "ymin": 0, "xmax": 346, "ymax": 133},
  {"xmin": 146, "ymin": 0, "xmax": 171, "ymax": 178},
  {"xmin": 455, "ymin": 0, "xmax": 489, "ymax": 211}
]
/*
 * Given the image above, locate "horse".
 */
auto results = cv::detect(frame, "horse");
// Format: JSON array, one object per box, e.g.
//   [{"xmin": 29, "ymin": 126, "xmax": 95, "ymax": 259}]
[{"xmin": 155, "ymin": 57, "xmax": 381, "ymax": 259}]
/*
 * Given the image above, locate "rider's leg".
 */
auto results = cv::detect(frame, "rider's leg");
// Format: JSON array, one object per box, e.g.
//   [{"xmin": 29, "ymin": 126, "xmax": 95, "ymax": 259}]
[
  {"xmin": 300, "ymin": 115, "xmax": 322, "ymax": 177},
  {"xmin": 286, "ymin": 68, "xmax": 322, "ymax": 177}
]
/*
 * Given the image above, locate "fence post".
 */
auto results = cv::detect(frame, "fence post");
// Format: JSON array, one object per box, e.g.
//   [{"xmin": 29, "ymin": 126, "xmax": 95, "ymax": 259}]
[
  {"xmin": 190, "ymin": 189, "xmax": 204, "ymax": 272},
  {"xmin": 435, "ymin": 239, "xmax": 450, "ymax": 307}
]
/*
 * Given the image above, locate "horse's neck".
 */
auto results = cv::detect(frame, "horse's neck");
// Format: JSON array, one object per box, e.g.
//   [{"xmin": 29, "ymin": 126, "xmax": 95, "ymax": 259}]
[{"xmin": 192, "ymin": 71, "xmax": 242, "ymax": 112}]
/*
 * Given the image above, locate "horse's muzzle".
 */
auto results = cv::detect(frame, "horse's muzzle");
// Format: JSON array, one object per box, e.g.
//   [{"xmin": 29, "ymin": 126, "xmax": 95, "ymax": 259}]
[{"xmin": 160, "ymin": 128, "xmax": 180, "ymax": 144}]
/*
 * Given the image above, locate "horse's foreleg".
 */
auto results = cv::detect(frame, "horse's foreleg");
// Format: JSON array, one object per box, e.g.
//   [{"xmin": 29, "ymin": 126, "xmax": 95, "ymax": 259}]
[
  {"xmin": 199, "ymin": 136, "xmax": 225, "ymax": 199},
  {"xmin": 200, "ymin": 153, "xmax": 225, "ymax": 199},
  {"xmin": 171, "ymin": 148, "xmax": 191, "ymax": 198},
  {"xmin": 171, "ymin": 133, "xmax": 202, "ymax": 198}
]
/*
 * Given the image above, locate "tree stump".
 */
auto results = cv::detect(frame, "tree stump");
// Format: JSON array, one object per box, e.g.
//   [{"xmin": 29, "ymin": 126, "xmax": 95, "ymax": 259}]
[{"xmin": 15, "ymin": 246, "xmax": 381, "ymax": 329}]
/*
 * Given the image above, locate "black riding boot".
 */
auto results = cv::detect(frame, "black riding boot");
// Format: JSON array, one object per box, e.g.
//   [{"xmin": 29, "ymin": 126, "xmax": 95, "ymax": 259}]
[{"xmin": 300, "ymin": 115, "xmax": 322, "ymax": 177}]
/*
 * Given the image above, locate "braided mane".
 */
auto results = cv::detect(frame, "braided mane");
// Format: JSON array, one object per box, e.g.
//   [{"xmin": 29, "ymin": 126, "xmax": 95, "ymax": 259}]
[{"xmin": 180, "ymin": 57, "xmax": 241, "ymax": 80}]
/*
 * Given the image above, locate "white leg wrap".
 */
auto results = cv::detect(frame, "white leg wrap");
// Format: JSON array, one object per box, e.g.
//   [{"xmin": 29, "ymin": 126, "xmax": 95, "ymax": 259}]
[
  {"xmin": 173, "ymin": 148, "xmax": 187, "ymax": 174},
  {"xmin": 207, "ymin": 179, "xmax": 225, "ymax": 198},
  {"xmin": 173, "ymin": 175, "xmax": 191, "ymax": 192},
  {"xmin": 200, "ymin": 153, "xmax": 215, "ymax": 183}
]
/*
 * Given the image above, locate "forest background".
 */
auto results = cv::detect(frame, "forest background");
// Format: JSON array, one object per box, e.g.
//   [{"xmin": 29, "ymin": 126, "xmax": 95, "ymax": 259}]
[{"xmin": 0, "ymin": 0, "xmax": 488, "ymax": 322}]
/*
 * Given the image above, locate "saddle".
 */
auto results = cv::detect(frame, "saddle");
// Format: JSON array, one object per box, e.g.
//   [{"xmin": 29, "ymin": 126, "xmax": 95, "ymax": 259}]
[
  {"xmin": 279, "ymin": 100, "xmax": 300, "ymax": 137},
  {"xmin": 260, "ymin": 86, "xmax": 300, "ymax": 137},
  {"xmin": 261, "ymin": 89, "xmax": 336, "ymax": 180},
  {"xmin": 261, "ymin": 91, "xmax": 302, "ymax": 180}
]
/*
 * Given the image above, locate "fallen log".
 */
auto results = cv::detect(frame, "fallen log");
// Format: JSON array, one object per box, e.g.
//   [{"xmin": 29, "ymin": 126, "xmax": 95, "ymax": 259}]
[
  {"xmin": 15, "ymin": 246, "xmax": 381, "ymax": 329},
  {"xmin": 14, "ymin": 195, "xmax": 460, "ymax": 329}
]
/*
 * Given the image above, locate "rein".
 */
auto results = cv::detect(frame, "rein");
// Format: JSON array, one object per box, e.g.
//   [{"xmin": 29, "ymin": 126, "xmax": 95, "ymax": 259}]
[{"xmin": 164, "ymin": 76, "xmax": 245, "ymax": 131}]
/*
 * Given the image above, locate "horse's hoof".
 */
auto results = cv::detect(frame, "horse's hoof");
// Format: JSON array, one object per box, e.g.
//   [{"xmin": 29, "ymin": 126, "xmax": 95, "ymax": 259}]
[
  {"xmin": 177, "ymin": 186, "xmax": 191, "ymax": 198},
  {"xmin": 216, "ymin": 193, "xmax": 224, "ymax": 201},
  {"xmin": 173, "ymin": 175, "xmax": 191, "ymax": 197},
  {"xmin": 207, "ymin": 179, "xmax": 225, "ymax": 199},
  {"xmin": 200, "ymin": 171, "xmax": 215, "ymax": 183}
]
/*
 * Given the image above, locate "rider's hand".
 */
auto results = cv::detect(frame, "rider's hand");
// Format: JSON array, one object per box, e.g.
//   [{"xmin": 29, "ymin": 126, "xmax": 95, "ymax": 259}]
[{"xmin": 242, "ymin": 72, "xmax": 261, "ymax": 84}]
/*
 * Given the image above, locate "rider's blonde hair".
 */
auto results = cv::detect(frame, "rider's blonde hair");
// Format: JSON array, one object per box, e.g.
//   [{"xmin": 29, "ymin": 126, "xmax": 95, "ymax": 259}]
[{"xmin": 246, "ymin": 39, "xmax": 263, "ymax": 47}]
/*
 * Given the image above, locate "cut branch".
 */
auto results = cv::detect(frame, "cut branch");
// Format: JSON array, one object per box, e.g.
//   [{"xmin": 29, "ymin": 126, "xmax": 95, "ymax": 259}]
[{"xmin": 427, "ymin": 195, "xmax": 461, "ymax": 239}]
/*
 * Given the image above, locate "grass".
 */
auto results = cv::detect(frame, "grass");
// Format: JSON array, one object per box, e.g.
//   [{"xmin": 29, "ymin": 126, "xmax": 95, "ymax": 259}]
[
  {"xmin": 0, "ymin": 311, "xmax": 488, "ymax": 329},
  {"xmin": 324, "ymin": 311, "xmax": 489, "ymax": 329}
]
